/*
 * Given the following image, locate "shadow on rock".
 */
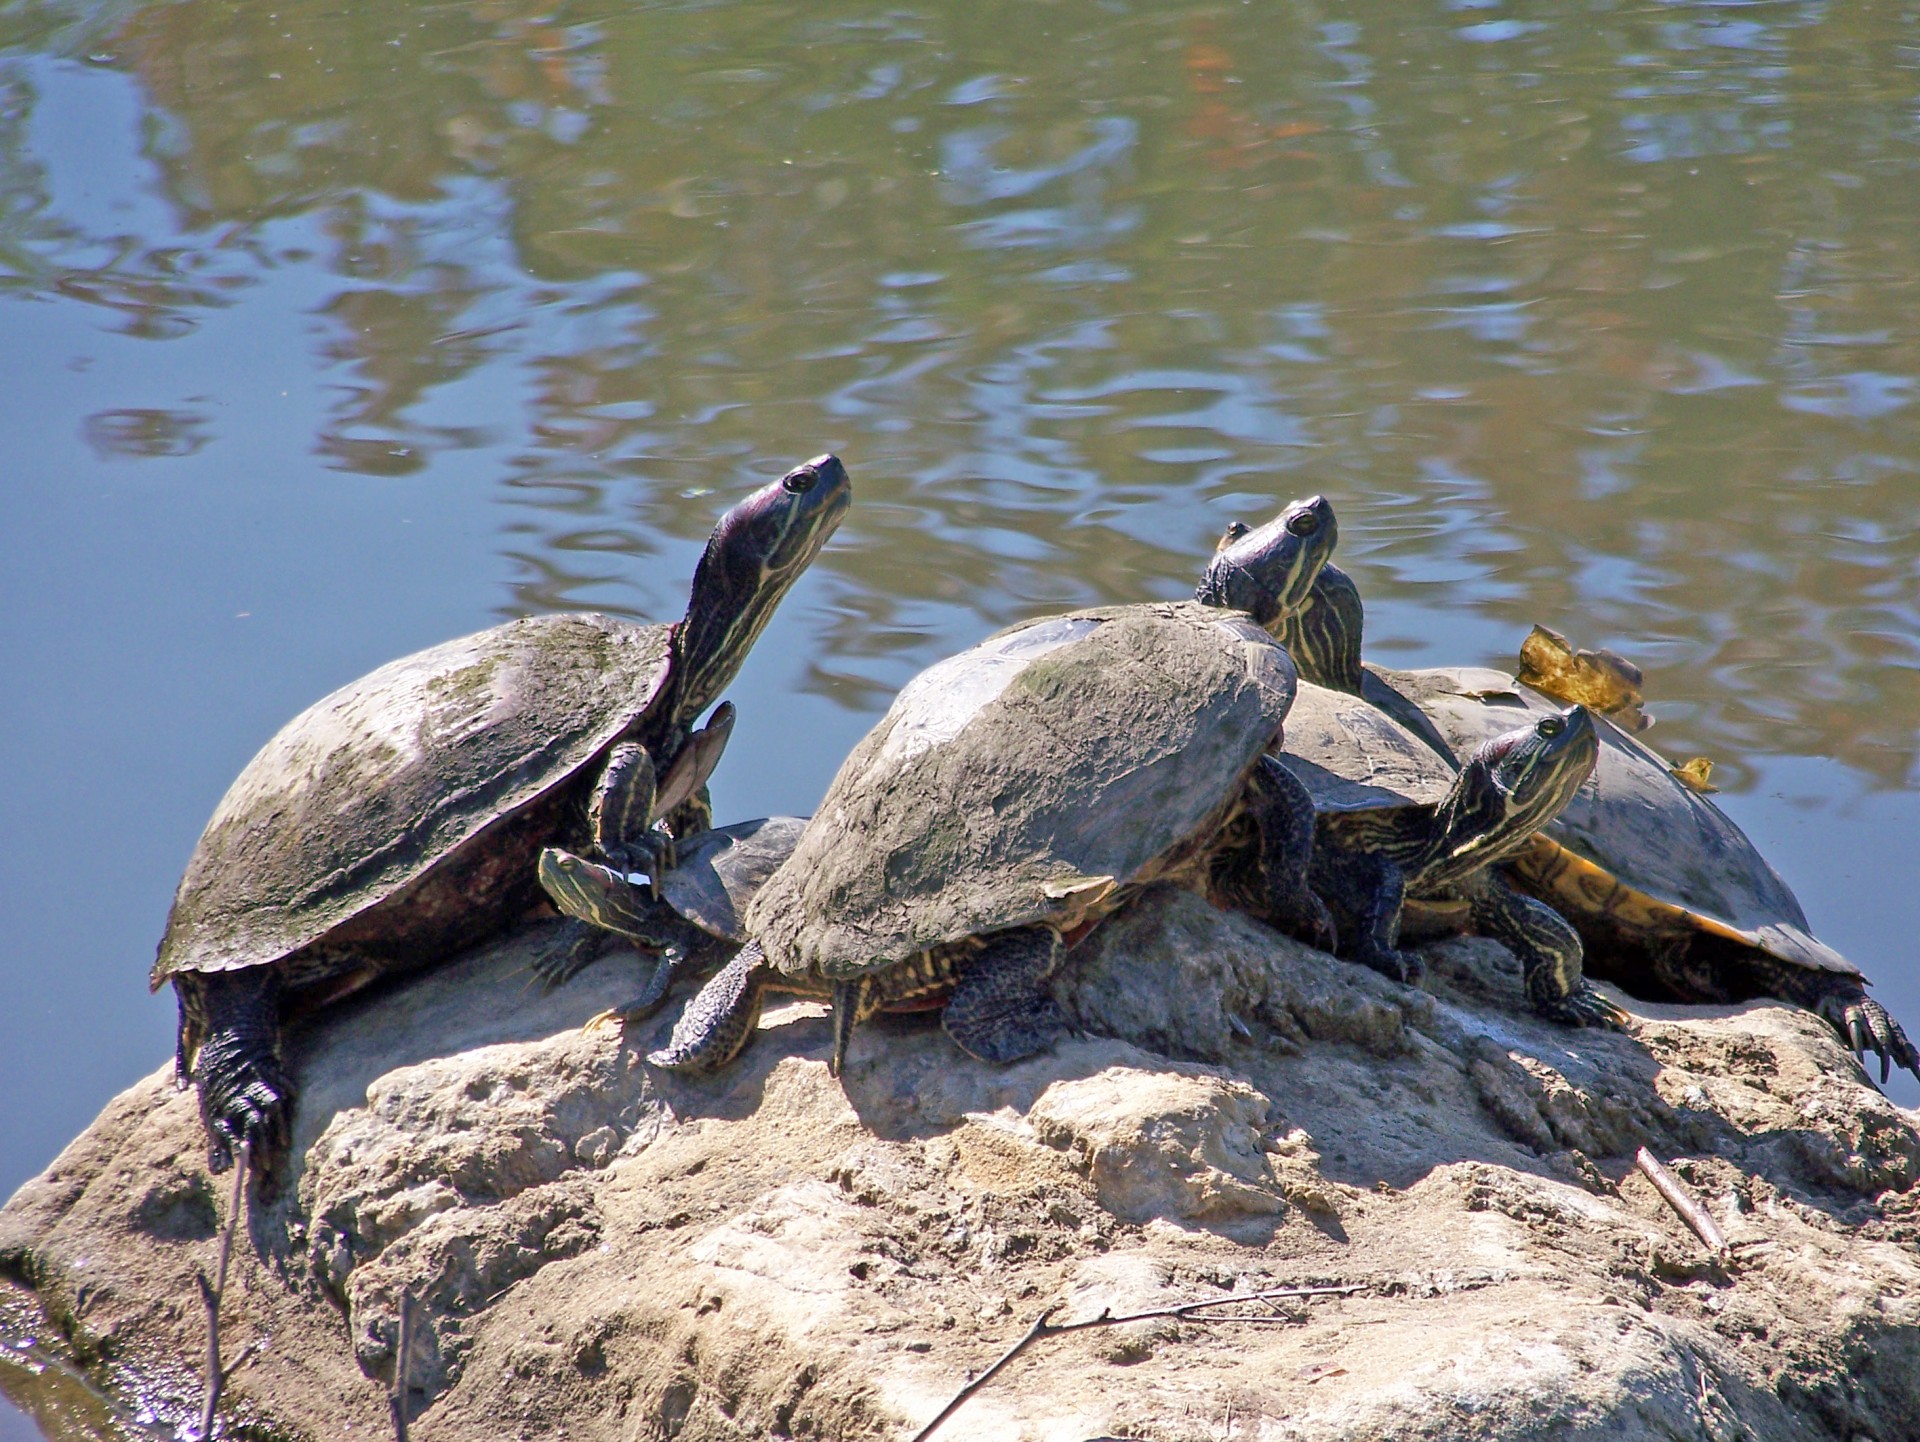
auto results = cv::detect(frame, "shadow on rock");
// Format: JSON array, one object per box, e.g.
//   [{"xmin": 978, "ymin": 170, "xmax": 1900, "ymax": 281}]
[{"xmin": 5, "ymin": 887, "xmax": 1920, "ymax": 1441}]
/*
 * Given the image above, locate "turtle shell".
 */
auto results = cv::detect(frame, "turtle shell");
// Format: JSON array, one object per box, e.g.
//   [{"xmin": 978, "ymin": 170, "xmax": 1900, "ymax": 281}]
[
  {"xmin": 1268, "ymin": 679, "xmax": 1458, "ymax": 815},
  {"xmin": 746, "ymin": 601, "xmax": 1298, "ymax": 981},
  {"xmin": 152, "ymin": 613, "xmax": 675, "ymax": 988},
  {"xmin": 1378, "ymin": 665, "xmax": 1860, "ymax": 980},
  {"xmin": 657, "ymin": 815, "xmax": 809, "ymax": 942}
]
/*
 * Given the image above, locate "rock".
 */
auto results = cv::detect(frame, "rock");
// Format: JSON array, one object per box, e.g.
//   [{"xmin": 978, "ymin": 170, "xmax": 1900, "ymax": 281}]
[{"xmin": 4, "ymin": 889, "xmax": 1920, "ymax": 1441}]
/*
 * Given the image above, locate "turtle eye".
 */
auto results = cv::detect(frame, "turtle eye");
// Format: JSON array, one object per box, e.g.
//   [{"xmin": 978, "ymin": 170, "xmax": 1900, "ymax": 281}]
[
  {"xmin": 782, "ymin": 466, "xmax": 818, "ymax": 494},
  {"xmin": 1538, "ymin": 716, "xmax": 1564, "ymax": 738},
  {"xmin": 1286, "ymin": 509, "xmax": 1319, "ymax": 538}
]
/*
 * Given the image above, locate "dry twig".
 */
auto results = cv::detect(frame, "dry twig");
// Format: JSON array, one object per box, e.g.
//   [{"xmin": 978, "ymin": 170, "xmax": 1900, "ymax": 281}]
[
  {"xmin": 390, "ymin": 1289, "xmax": 416, "ymax": 1442},
  {"xmin": 197, "ymin": 1136, "xmax": 251, "ymax": 1439},
  {"xmin": 905, "ymin": 1284, "xmax": 1364, "ymax": 1442},
  {"xmin": 1635, "ymin": 1146, "xmax": 1728, "ymax": 1255}
]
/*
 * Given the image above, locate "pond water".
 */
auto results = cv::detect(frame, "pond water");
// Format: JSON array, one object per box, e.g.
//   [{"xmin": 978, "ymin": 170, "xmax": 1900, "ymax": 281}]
[{"xmin": 3, "ymin": 0, "xmax": 1919, "ymax": 1429}]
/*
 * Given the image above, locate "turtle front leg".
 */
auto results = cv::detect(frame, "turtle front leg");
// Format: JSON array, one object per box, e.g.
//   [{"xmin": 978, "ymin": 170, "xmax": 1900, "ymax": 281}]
[
  {"xmin": 940, "ymin": 926, "xmax": 1067, "ymax": 1067},
  {"xmin": 1310, "ymin": 842, "xmax": 1423, "ymax": 985},
  {"xmin": 1468, "ymin": 876, "xmax": 1624, "ymax": 1028},
  {"xmin": 175, "ymin": 968, "xmax": 292, "ymax": 1176},
  {"xmin": 646, "ymin": 942, "xmax": 777, "ymax": 1074},
  {"xmin": 1240, "ymin": 756, "xmax": 1337, "ymax": 952}
]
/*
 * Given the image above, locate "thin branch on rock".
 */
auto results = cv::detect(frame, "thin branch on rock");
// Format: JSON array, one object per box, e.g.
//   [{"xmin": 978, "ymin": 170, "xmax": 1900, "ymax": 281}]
[
  {"xmin": 198, "ymin": 1136, "xmax": 251, "ymax": 1440},
  {"xmin": 906, "ymin": 1284, "xmax": 1364, "ymax": 1442},
  {"xmin": 390, "ymin": 1289, "xmax": 415, "ymax": 1442},
  {"xmin": 1635, "ymin": 1146, "xmax": 1728, "ymax": 1255}
]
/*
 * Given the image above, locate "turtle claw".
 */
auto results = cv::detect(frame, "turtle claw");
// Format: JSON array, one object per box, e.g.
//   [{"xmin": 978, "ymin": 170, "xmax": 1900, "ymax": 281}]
[
  {"xmin": 574, "ymin": 950, "xmax": 681, "ymax": 1036},
  {"xmin": 1352, "ymin": 945, "xmax": 1424, "ymax": 988},
  {"xmin": 1822, "ymin": 994, "xmax": 1920, "ymax": 1088},
  {"xmin": 201, "ymin": 1062, "xmax": 291, "ymax": 1178},
  {"xmin": 530, "ymin": 920, "xmax": 609, "ymax": 988}
]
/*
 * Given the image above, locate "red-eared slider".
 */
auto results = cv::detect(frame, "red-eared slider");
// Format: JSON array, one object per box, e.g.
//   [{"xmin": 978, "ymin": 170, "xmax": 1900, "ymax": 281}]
[
  {"xmin": 1274, "ymin": 682, "xmax": 1613, "ymax": 1025},
  {"xmin": 1281, "ymin": 564, "xmax": 1920, "ymax": 1082},
  {"xmin": 536, "ymin": 815, "xmax": 809, "ymax": 1008},
  {"xmin": 1387, "ymin": 664, "xmax": 1920, "ymax": 1081},
  {"xmin": 652, "ymin": 496, "xmax": 1341, "ymax": 1076},
  {"xmin": 152, "ymin": 455, "xmax": 851, "ymax": 1173}
]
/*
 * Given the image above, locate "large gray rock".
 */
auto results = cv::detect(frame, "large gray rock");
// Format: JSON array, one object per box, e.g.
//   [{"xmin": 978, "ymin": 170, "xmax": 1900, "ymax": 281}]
[{"xmin": 5, "ymin": 891, "xmax": 1919, "ymax": 1441}]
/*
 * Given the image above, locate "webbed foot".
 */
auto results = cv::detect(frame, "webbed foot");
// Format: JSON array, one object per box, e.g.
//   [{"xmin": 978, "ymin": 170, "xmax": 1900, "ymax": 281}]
[
  {"xmin": 529, "ymin": 918, "xmax": 610, "ymax": 987},
  {"xmin": 198, "ymin": 1044, "xmax": 292, "ymax": 1176},
  {"xmin": 581, "ymin": 952, "xmax": 677, "ymax": 1033},
  {"xmin": 1349, "ymin": 943, "xmax": 1425, "ymax": 988},
  {"xmin": 1537, "ymin": 982, "xmax": 1629, "ymax": 1031},
  {"xmin": 1819, "ymin": 992, "xmax": 1920, "ymax": 1086}
]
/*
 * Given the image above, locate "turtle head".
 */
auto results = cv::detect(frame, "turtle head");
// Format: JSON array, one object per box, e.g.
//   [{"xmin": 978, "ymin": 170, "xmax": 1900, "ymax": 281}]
[
  {"xmin": 1194, "ymin": 494, "xmax": 1337, "ymax": 634},
  {"xmin": 674, "ymin": 454, "xmax": 852, "ymax": 720},
  {"xmin": 1274, "ymin": 562, "xmax": 1365, "ymax": 693},
  {"xmin": 1432, "ymin": 705, "xmax": 1598, "ymax": 877},
  {"xmin": 538, "ymin": 847, "xmax": 655, "ymax": 938}
]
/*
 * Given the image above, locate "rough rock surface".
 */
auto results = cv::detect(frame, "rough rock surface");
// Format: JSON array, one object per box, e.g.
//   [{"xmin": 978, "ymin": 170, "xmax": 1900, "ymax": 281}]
[{"xmin": 5, "ymin": 887, "xmax": 1920, "ymax": 1441}]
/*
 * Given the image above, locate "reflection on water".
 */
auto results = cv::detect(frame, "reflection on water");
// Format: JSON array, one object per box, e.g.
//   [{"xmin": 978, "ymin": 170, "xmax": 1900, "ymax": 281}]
[{"xmin": 2, "ymin": 0, "xmax": 1919, "ymax": 1420}]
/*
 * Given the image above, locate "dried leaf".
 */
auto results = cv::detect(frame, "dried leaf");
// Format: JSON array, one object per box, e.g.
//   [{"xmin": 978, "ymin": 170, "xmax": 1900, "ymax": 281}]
[
  {"xmin": 1515, "ymin": 624, "xmax": 1651, "ymax": 730},
  {"xmin": 1671, "ymin": 757, "xmax": 1717, "ymax": 793}
]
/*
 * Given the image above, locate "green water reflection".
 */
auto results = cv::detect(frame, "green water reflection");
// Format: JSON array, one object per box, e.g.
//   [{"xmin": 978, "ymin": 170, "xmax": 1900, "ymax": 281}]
[
  {"xmin": 15, "ymin": 0, "xmax": 1915, "ymax": 767},
  {"xmin": 3, "ymin": 0, "xmax": 1919, "ymax": 1428}
]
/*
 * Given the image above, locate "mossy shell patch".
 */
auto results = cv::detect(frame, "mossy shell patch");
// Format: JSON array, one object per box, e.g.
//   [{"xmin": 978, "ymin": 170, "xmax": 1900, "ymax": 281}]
[
  {"xmin": 1381, "ymin": 664, "xmax": 1859, "ymax": 978},
  {"xmin": 153, "ymin": 613, "xmax": 674, "ymax": 984},
  {"xmin": 747, "ymin": 601, "xmax": 1297, "ymax": 980}
]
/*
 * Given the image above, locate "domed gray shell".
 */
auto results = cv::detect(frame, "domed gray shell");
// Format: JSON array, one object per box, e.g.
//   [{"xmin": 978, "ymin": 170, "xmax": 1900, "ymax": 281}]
[
  {"xmin": 658, "ymin": 815, "xmax": 809, "ymax": 942},
  {"xmin": 1269, "ymin": 679, "xmax": 1459, "ymax": 813},
  {"xmin": 746, "ymin": 601, "xmax": 1298, "ymax": 982},
  {"xmin": 1379, "ymin": 665, "xmax": 1859, "ymax": 979},
  {"xmin": 153, "ymin": 613, "xmax": 674, "ymax": 984}
]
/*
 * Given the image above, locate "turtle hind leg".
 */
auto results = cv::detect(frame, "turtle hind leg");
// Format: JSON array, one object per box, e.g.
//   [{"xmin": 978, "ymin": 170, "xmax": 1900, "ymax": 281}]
[
  {"xmin": 1468, "ymin": 876, "xmax": 1625, "ymax": 1029},
  {"xmin": 176, "ymin": 968, "xmax": 292, "ymax": 1176},
  {"xmin": 1758, "ymin": 963, "xmax": 1920, "ymax": 1086},
  {"xmin": 941, "ymin": 926, "xmax": 1066, "ymax": 1065},
  {"xmin": 646, "ymin": 943, "xmax": 773, "ymax": 1074}
]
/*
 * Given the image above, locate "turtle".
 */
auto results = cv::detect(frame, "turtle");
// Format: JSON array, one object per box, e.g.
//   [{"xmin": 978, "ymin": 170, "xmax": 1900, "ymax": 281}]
[
  {"xmin": 648, "ymin": 494, "xmax": 1344, "ymax": 1077},
  {"xmin": 152, "ymin": 454, "xmax": 852, "ymax": 1173},
  {"xmin": 1277, "ymin": 561, "xmax": 1920, "ymax": 1082},
  {"xmin": 1388, "ymin": 664, "xmax": 1920, "ymax": 1082},
  {"xmin": 1270, "ymin": 681, "xmax": 1616, "ymax": 1025},
  {"xmin": 535, "ymin": 814, "xmax": 810, "ymax": 1012}
]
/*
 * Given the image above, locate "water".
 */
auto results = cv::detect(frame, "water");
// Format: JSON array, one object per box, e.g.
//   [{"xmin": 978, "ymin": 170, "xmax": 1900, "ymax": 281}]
[{"xmin": 3, "ymin": 0, "xmax": 1919, "ymax": 1428}]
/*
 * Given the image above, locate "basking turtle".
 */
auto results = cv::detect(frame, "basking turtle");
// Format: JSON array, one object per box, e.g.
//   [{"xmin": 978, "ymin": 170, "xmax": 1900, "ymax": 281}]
[
  {"xmin": 1387, "ymin": 664, "xmax": 1920, "ymax": 1082},
  {"xmin": 652, "ymin": 496, "xmax": 1341, "ymax": 1076},
  {"xmin": 536, "ymin": 814, "xmax": 809, "ymax": 1014},
  {"xmin": 1273, "ymin": 682, "xmax": 1615, "ymax": 1025},
  {"xmin": 152, "ymin": 455, "xmax": 851, "ymax": 1172},
  {"xmin": 1279, "ymin": 563, "xmax": 1920, "ymax": 1081}
]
